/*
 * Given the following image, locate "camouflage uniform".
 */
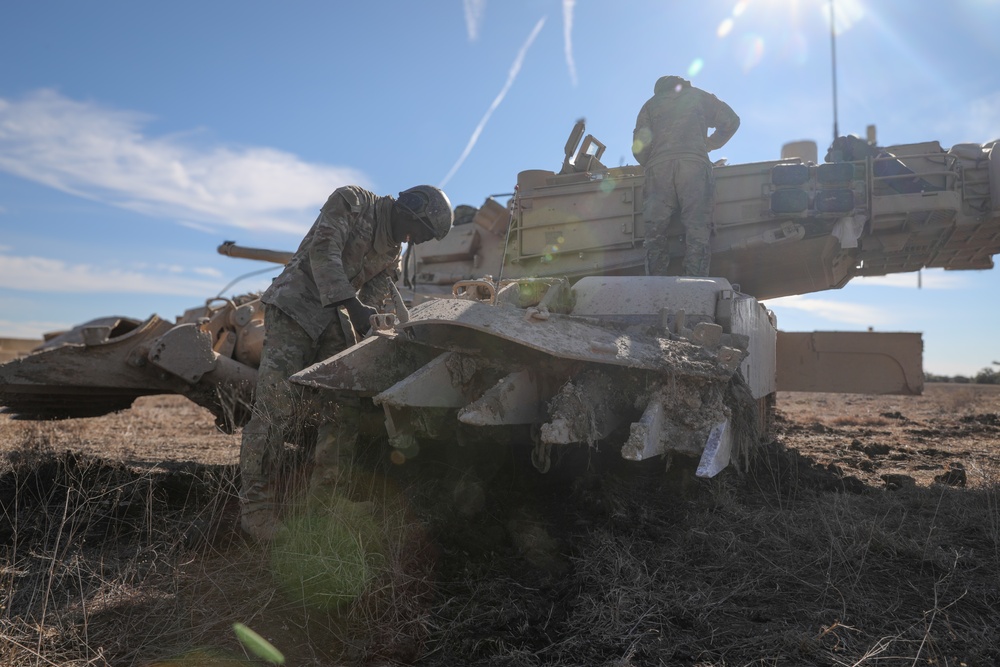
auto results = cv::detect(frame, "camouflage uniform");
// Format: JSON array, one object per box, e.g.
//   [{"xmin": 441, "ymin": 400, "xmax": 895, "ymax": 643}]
[
  {"xmin": 240, "ymin": 186, "xmax": 402, "ymax": 534},
  {"xmin": 633, "ymin": 76, "xmax": 740, "ymax": 277}
]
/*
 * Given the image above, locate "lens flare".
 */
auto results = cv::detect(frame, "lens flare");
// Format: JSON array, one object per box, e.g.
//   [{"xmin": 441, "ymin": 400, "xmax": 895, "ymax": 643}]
[
  {"xmin": 824, "ymin": 0, "xmax": 865, "ymax": 36},
  {"xmin": 687, "ymin": 58, "xmax": 704, "ymax": 78},
  {"xmin": 270, "ymin": 498, "xmax": 385, "ymax": 612},
  {"xmin": 717, "ymin": 17, "xmax": 734, "ymax": 38},
  {"xmin": 782, "ymin": 30, "xmax": 808, "ymax": 67},
  {"xmin": 736, "ymin": 33, "xmax": 765, "ymax": 72}
]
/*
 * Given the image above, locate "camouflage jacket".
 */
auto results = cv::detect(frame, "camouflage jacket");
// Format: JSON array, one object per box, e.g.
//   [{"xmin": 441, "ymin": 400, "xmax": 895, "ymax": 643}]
[
  {"xmin": 632, "ymin": 81, "xmax": 740, "ymax": 167},
  {"xmin": 262, "ymin": 186, "xmax": 401, "ymax": 341}
]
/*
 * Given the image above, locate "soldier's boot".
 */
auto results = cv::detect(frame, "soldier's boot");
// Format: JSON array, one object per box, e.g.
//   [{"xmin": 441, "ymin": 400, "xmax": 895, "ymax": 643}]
[
  {"xmin": 239, "ymin": 416, "xmax": 287, "ymax": 541},
  {"xmin": 239, "ymin": 479, "xmax": 285, "ymax": 541}
]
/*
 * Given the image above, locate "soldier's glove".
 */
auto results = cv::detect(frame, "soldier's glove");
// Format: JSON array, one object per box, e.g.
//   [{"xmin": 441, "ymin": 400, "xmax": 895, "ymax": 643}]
[{"xmin": 340, "ymin": 296, "xmax": 378, "ymax": 338}]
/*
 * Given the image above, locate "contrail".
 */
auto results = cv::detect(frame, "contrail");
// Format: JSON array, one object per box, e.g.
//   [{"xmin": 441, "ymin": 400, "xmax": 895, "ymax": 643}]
[
  {"xmin": 563, "ymin": 0, "xmax": 577, "ymax": 86},
  {"xmin": 439, "ymin": 17, "xmax": 546, "ymax": 188},
  {"xmin": 463, "ymin": 0, "xmax": 486, "ymax": 41}
]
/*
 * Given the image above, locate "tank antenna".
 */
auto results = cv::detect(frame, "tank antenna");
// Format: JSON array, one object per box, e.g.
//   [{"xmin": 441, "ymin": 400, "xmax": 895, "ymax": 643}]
[
  {"xmin": 215, "ymin": 266, "xmax": 280, "ymax": 299},
  {"xmin": 829, "ymin": 0, "xmax": 839, "ymax": 142},
  {"xmin": 496, "ymin": 185, "xmax": 518, "ymax": 284}
]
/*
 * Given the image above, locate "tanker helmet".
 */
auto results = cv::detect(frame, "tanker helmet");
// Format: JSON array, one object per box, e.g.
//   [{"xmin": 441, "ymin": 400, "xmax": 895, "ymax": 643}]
[
  {"xmin": 654, "ymin": 75, "xmax": 689, "ymax": 94},
  {"xmin": 396, "ymin": 185, "xmax": 454, "ymax": 241}
]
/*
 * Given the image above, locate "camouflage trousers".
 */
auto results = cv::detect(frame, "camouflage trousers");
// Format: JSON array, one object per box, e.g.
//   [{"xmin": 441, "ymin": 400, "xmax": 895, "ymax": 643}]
[
  {"xmin": 642, "ymin": 159, "xmax": 714, "ymax": 277},
  {"xmin": 239, "ymin": 303, "xmax": 360, "ymax": 508}
]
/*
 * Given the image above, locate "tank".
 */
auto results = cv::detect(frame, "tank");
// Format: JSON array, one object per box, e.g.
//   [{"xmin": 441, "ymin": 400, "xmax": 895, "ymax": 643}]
[
  {"xmin": 2, "ymin": 121, "xmax": 998, "ymax": 473},
  {"xmin": 399, "ymin": 120, "xmax": 999, "ymax": 302}
]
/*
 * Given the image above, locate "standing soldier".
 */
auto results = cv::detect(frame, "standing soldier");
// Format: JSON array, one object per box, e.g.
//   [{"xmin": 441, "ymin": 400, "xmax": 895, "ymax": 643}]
[
  {"xmin": 240, "ymin": 184, "xmax": 453, "ymax": 540},
  {"xmin": 632, "ymin": 75, "xmax": 740, "ymax": 277}
]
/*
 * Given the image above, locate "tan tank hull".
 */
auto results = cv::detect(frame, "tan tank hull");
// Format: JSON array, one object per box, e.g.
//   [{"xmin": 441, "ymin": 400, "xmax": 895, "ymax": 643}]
[{"xmin": 2, "ymin": 123, "xmax": 997, "ymax": 465}]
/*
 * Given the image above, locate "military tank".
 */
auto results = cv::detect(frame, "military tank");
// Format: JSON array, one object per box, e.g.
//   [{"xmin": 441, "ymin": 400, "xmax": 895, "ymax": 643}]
[
  {"xmin": 396, "ymin": 120, "xmax": 999, "ymax": 301},
  {"xmin": 2, "ymin": 121, "xmax": 997, "ymax": 474}
]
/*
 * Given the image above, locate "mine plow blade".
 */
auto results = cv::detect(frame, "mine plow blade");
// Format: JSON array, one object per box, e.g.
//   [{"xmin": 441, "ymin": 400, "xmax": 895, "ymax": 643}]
[
  {"xmin": 538, "ymin": 368, "xmax": 631, "ymax": 445},
  {"xmin": 0, "ymin": 296, "xmax": 264, "ymax": 426},
  {"xmin": 294, "ymin": 276, "xmax": 776, "ymax": 478},
  {"xmin": 395, "ymin": 298, "xmax": 738, "ymax": 379},
  {"xmin": 458, "ymin": 368, "xmax": 561, "ymax": 427},
  {"xmin": 292, "ymin": 334, "xmax": 443, "ymax": 395},
  {"xmin": 375, "ymin": 352, "xmax": 479, "ymax": 409},
  {"xmin": 621, "ymin": 383, "xmax": 732, "ymax": 462},
  {"xmin": 0, "ymin": 315, "xmax": 181, "ymax": 418}
]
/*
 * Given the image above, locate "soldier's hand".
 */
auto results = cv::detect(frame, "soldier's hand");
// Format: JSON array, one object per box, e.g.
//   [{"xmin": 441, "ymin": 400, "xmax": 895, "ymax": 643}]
[{"xmin": 342, "ymin": 297, "xmax": 378, "ymax": 337}]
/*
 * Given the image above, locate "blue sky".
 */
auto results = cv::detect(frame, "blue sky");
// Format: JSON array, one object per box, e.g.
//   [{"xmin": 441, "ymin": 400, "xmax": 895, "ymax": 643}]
[{"xmin": 1, "ymin": 0, "xmax": 998, "ymax": 376}]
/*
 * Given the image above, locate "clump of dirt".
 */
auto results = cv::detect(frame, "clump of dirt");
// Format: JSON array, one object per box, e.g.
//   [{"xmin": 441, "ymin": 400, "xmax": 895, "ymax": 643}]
[{"xmin": 959, "ymin": 412, "xmax": 1000, "ymax": 428}]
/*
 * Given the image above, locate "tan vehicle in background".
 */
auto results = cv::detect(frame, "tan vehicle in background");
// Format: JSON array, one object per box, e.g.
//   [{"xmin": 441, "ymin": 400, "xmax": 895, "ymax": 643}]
[
  {"xmin": 2, "ymin": 121, "xmax": 997, "ymax": 477},
  {"xmin": 0, "ymin": 338, "xmax": 40, "ymax": 364}
]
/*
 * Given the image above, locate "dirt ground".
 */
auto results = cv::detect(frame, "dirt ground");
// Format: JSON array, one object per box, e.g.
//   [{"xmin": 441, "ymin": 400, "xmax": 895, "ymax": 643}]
[
  {"xmin": 776, "ymin": 383, "xmax": 1000, "ymax": 489},
  {"xmin": 1, "ymin": 383, "xmax": 999, "ymax": 666}
]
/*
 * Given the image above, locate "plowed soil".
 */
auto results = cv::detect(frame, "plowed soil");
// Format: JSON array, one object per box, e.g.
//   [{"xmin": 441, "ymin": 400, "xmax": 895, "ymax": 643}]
[{"xmin": 1, "ymin": 383, "xmax": 999, "ymax": 666}]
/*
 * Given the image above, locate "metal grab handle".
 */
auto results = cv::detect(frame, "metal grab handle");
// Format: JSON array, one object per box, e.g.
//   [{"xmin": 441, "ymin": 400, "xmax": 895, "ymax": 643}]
[
  {"xmin": 370, "ymin": 313, "xmax": 399, "ymax": 332},
  {"xmin": 452, "ymin": 280, "xmax": 497, "ymax": 304}
]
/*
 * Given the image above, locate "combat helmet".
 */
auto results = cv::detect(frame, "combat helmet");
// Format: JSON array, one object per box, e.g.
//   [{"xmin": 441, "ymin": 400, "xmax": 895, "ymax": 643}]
[
  {"xmin": 654, "ymin": 75, "xmax": 690, "ymax": 94},
  {"xmin": 397, "ymin": 185, "xmax": 454, "ymax": 240}
]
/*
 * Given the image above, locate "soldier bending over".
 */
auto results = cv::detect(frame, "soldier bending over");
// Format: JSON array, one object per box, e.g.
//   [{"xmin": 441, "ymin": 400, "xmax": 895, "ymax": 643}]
[{"xmin": 240, "ymin": 184, "xmax": 453, "ymax": 540}]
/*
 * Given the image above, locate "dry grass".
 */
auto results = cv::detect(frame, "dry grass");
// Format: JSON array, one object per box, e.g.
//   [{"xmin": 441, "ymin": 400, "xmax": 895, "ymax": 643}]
[{"xmin": 0, "ymin": 385, "xmax": 999, "ymax": 665}]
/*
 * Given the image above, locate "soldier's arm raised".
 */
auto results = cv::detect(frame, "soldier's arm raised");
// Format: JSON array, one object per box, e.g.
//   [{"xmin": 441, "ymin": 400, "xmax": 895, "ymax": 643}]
[{"xmin": 706, "ymin": 96, "xmax": 740, "ymax": 152}]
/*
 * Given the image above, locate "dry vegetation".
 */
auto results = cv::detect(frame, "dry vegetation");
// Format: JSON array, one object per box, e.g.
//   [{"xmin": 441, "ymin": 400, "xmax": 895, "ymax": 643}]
[{"xmin": 1, "ymin": 383, "xmax": 999, "ymax": 666}]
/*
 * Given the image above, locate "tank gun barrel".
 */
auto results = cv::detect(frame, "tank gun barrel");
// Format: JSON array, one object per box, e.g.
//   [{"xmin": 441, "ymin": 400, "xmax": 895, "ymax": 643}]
[{"xmin": 217, "ymin": 241, "xmax": 293, "ymax": 265}]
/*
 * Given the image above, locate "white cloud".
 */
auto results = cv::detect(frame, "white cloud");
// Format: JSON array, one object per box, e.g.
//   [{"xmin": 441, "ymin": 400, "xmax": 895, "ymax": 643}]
[
  {"xmin": 463, "ymin": 0, "xmax": 486, "ymax": 41},
  {"xmin": 563, "ymin": 0, "xmax": 578, "ymax": 86},
  {"xmin": 763, "ymin": 294, "xmax": 891, "ymax": 327},
  {"xmin": 439, "ymin": 17, "xmax": 547, "ymax": 188},
  {"xmin": 0, "ymin": 252, "xmax": 224, "ymax": 296},
  {"xmin": 0, "ymin": 90, "xmax": 372, "ymax": 235},
  {"xmin": 192, "ymin": 266, "xmax": 224, "ymax": 278}
]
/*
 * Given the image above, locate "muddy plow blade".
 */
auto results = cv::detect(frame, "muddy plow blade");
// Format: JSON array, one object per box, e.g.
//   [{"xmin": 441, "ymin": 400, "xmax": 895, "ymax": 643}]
[
  {"xmin": 0, "ymin": 301, "xmax": 261, "ymax": 426},
  {"xmin": 294, "ymin": 277, "xmax": 776, "ymax": 477},
  {"xmin": 0, "ymin": 316, "xmax": 182, "ymax": 418}
]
